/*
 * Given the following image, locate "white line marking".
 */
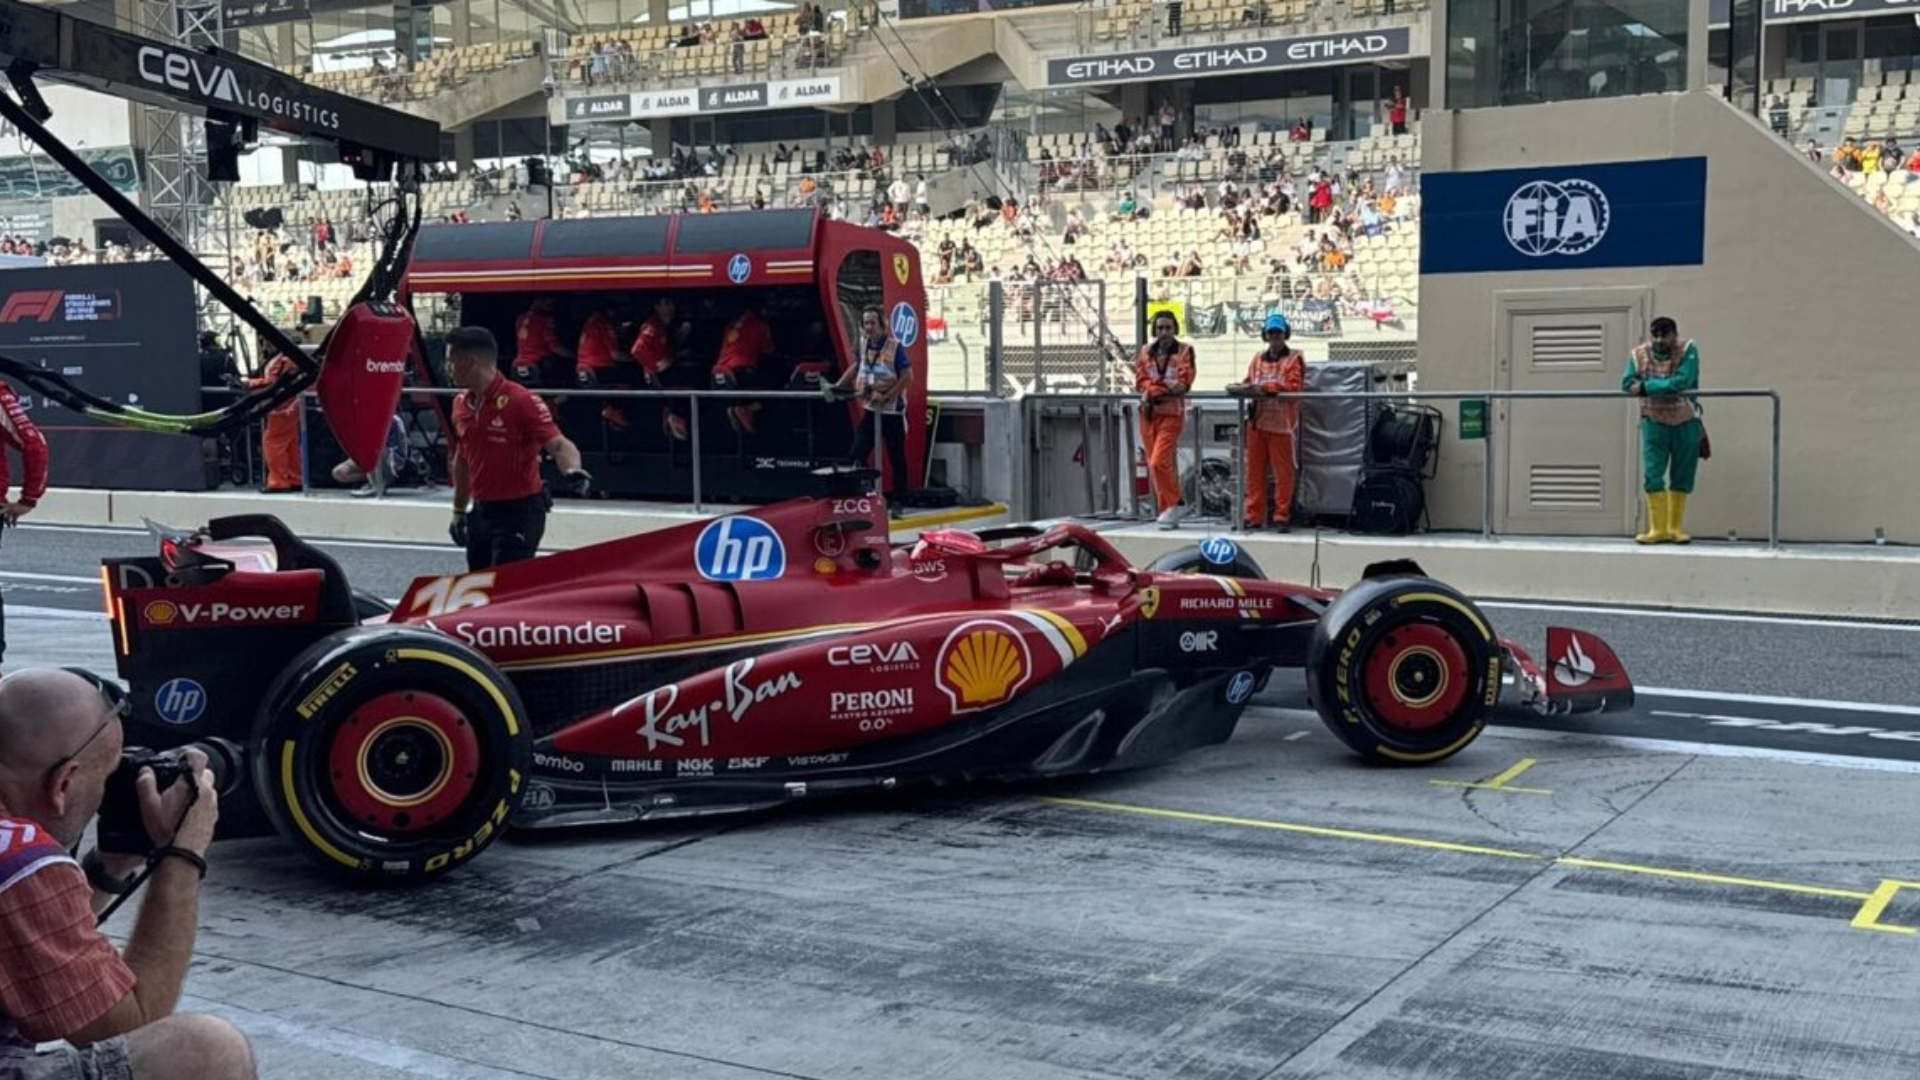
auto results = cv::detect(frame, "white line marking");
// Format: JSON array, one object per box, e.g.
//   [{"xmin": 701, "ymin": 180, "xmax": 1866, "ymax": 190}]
[
  {"xmin": 1638, "ymin": 685, "xmax": 1920, "ymax": 717},
  {"xmin": 1481, "ymin": 600, "xmax": 1920, "ymax": 634},
  {"xmin": 0, "ymin": 570, "xmax": 99, "ymax": 585},
  {"xmin": 180, "ymin": 995, "xmax": 541, "ymax": 1080},
  {"xmin": 1284, "ymin": 731, "xmax": 1311, "ymax": 742},
  {"xmin": 7, "ymin": 604, "xmax": 104, "ymax": 621},
  {"xmin": 1485, "ymin": 726, "xmax": 1920, "ymax": 775}
]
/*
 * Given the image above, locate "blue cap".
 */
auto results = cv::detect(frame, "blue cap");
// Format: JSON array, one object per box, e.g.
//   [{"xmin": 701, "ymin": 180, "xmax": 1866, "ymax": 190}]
[{"xmin": 1263, "ymin": 313, "xmax": 1291, "ymax": 336}]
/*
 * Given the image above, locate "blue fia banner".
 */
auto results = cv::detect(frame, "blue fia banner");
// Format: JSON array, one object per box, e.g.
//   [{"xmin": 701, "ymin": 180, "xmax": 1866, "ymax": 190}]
[{"xmin": 1419, "ymin": 158, "xmax": 1707, "ymax": 276}]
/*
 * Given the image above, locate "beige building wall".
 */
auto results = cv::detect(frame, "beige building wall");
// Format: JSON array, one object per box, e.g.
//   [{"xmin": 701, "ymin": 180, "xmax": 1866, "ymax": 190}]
[{"xmin": 1417, "ymin": 90, "xmax": 1920, "ymax": 544}]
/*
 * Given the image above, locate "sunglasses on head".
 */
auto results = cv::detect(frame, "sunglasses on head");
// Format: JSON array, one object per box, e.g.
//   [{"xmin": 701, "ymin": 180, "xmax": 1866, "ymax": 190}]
[{"xmin": 42, "ymin": 668, "xmax": 128, "ymax": 780}]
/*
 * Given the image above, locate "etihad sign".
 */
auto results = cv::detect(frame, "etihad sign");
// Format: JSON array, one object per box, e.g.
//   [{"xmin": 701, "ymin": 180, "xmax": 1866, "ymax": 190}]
[{"xmin": 1050, "ymin": 28, "xmax": 1411, "ymax": 85}]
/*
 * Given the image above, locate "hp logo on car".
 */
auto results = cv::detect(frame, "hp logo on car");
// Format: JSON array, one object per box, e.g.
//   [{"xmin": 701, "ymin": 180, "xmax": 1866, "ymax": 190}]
[
  {"xmin": 890, "ymin": 301, "xmax": 919, "ymax": 347},
  {"xmin": 154, "ymin": 678, "xmax": 208, "ymax": 726},
  {"xmin": 1225, "ymin": 671, "xmax": 1256, "ymax": 705},
  {"xmin": 1199, "ymin": 537, "xmax": 1238, "ymax": 565},
  {"xmin": 727, "ymin": 253, "xmax": 752, "ymax": 283},
  {"xmin": 696, "ymin": 516, "xmax": 786, "ymax": 581}
]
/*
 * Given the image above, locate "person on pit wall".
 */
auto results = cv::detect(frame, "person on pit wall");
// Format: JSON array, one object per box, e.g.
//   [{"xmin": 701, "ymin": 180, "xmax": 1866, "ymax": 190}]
[
  {"xmin": 1134, "ymin": 310, "xmax": 1195, "ymax": 529},
  {"xmin": 512, "ymin": 296, "xmax": 574, "ymax": 388},
  {"xmin": 1229, "ymin": 313, "xmax": 1306, "ymax": 532},
  {"xmin": 1623, "ymin": 315, "xmax": 1704, "ymax": 545}
]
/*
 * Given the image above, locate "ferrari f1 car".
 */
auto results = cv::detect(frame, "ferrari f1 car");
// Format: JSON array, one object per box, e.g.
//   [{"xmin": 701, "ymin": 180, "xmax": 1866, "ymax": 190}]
[{"xmin": 100, "ymin": 471, "xmax": 1633, "ymax": 881}]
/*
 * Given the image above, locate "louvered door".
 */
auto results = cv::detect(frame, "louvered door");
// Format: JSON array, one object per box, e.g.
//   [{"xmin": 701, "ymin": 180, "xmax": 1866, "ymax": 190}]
[{"xmin": 1496, "ymin": 305, "xmax": 1637, "ymax": 536}]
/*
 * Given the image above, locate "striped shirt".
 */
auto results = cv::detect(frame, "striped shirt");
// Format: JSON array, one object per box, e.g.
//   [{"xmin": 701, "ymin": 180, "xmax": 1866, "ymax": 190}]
[{"xmin": 0, "ymin": 817, "xmax": 135, "ymax": 1061}]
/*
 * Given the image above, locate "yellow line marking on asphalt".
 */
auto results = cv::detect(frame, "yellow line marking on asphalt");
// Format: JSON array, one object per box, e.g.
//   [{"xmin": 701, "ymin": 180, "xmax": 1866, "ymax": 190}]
[
  {"xmin": 1431, "ymin": 756, "xmax": 1553, "ymax": 795},
  {"xmin": 1041, "ymin": 797, "xmax": 1544, "ymax": 862},
  {"xmin": 1041, "ymin": 796, "xmax": 1913, "ymax": 937},
  {"xmin": 1849, "ymin": 880, "xmax": 1920, "ymax": 936}
]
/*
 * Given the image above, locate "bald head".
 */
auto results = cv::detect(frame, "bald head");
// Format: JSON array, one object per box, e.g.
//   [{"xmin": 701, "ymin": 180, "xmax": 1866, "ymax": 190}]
[{"xmin": 0, "ymin": 669, "xmax": 107, "ymax": 775}]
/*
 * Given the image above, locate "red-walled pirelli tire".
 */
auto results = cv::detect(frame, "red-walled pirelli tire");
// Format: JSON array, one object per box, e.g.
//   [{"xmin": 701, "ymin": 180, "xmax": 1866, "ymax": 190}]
[
  {"xmin": 250, "ymin": 625, "xmax": 531, "ymax": 882},
  {"xmin": 1305, "ymin": 576, "xmax": 1499, "ymax": 766}
]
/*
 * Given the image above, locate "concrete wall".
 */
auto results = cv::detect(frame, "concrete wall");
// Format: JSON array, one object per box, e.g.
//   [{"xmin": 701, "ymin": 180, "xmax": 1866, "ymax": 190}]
[{"xmin": 1418, "ymin": 90, "xmax": 1920, "ymax": 544}]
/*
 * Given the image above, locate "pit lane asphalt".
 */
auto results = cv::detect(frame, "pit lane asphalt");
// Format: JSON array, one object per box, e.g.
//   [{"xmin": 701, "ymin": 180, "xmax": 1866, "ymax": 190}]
[{"xmin": 5, "ymin": 523, "xmax": 1918, "ymax": 1080}]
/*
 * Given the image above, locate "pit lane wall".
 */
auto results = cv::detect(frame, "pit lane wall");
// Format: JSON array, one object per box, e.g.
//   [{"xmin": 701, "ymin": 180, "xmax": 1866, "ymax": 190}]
[{"xmin": 1416, "ymin": 90, "xmax": 1920, "ymax": 544}]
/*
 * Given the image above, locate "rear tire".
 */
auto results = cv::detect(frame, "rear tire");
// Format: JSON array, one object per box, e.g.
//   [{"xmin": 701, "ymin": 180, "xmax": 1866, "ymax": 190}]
[
  {"xmin": 251, "ymin": 626, "xmax": 530, "ymax": 881},
  {"xmin": 1305, "ymin": 576, "xmax": 1497, "ymax": 765}
]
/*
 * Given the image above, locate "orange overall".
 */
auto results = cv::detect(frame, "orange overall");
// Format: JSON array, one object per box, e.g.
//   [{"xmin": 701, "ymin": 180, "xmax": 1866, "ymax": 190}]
[
  {"xmin": 1242, "ymin": 347, "xmax": 1305, "ymax": 527},
  {"xmin": 252, "ymin": 353, "xmax": 302, "ymax": 490},
  {"xmin": 1134, "ymin": 341, "xmax": 1195, "ymax": 513}
]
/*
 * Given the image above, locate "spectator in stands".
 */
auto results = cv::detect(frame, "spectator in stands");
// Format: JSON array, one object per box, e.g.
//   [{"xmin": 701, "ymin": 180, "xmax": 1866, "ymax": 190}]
[
  {"xmin": 1623, "ymin": 316, "xmax": 1703, "ymax": 545},
  {"xmin": 1905, "ymin": 145, "xmax": 1920, "ymax": 173},
  {"xmin": 1178, "ymin": 249, "xmax": 1204, "ymax": 277},
  {"xmin": 1135, "ymin": 310, "xmax": 1195, "ymax": 528},
  {"xmin": 836, "ymin": 304, "xmax": 915, "ymax": 506},
  {"xmin": 1231, "ymin": 313, "xmax": 1306, "ymax": 532},
  {"xmin": 1289, "ymin": 118, "xmax": 1310, "ymax": 142},
  {"xmin": 251, "ymin": 337, "xmax": 303, "ymax": 493},
  {"xmin": 1385, "ymin": 87, "xmax": 1409, "ymax": 136},
  {"xmin": 1769, "ymin": 96, "xmax": 1789, "ymax": 137},
  {"xmin": 1158, "ymin": 102, "xmax": 1178, "ymax": 152},
  {"xmin": 1833, "ymin": 137, "xmax": 1861, "ymax": 171},
  {"xmin": 1861, "ymin": 139, "xmax": 1883, "ymax": 175},
  {"xmin": 730, "ymin": 24, "xmax": 747, "ymax": 73},
  {"xmin": 513, "ymin": 296, "xmax": 574, "ymax": 387},
  {"xmin": 714, "ymin": 297, "xmax": 777, "ymax": 433}
]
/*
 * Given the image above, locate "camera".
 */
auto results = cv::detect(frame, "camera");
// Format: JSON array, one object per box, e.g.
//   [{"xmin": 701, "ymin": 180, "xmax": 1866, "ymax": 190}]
[{"xmin": 97, "ymin": 739, "xmax": 243, "ymax": 856}]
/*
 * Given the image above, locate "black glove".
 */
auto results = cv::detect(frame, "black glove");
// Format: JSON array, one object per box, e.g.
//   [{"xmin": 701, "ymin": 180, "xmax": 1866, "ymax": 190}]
[
  {"xmin": 449, "ymin": 510, "xmax": 469, "ymax": 547},
  {"xmin": 560, "ymin": 469, "xmax": 593, "ymax": 497}
]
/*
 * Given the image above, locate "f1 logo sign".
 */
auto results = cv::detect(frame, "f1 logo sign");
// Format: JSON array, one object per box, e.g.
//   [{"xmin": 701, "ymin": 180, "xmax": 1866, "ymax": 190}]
[{"xmin": 0, "ymin": 291, "xmax": 62, "ymax": 323}]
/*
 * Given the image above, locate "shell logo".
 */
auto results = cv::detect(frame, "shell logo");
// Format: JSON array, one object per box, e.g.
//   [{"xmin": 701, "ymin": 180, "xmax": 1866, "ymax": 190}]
[
  {"xmin": 144, "ymin": 600, "xmax": 179, "ymax": 625},
  {"xmin": 936, "ymin": 619, "xmax": 1032, "ymax": 714}
]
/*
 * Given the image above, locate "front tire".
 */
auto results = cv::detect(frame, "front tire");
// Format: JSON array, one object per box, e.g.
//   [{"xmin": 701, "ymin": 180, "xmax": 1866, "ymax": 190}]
[
  {"xmin": 251, "ymin": 626, "xmax": 531, "ymax": 881},
  {"xmin": 1305, "ymin": 576, "xmax": 1497, "ymax": 765}
]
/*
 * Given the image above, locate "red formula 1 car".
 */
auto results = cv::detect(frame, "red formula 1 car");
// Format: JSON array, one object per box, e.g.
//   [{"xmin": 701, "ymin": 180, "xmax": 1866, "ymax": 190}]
[{"xmin": 100, "ymin": 472, "xmax": 1633, "ymax": 881}]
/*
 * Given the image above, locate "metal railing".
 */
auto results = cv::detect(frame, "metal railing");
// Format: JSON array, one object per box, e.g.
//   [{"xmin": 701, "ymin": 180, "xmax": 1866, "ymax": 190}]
[
  {"xmin": 559, "ymin": 169, "xmax": 888, "ymax": 217},
  {"xmin": 255, "ymin": 384, "xmax": 899, "ymax": 515},
  {"xmin": 1022, "ymin": 387, "xmax": 1783, "ymax": 547}
]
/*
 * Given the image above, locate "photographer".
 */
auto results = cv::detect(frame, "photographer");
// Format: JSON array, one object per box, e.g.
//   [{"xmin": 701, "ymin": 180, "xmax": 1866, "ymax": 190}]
[{"xmin": 0, "ymin": 669, "xmax": 254, "ymax": 1080}]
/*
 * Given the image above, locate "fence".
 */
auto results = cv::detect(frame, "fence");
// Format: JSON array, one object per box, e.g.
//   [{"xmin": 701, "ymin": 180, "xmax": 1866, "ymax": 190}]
[
  {"xmin": 241, "ymin": 384, "xmax": 906, "ymax": 515},
  {"xmin": 1022, "ymin": 388, "xmax": 1783, "ymax": 547}
]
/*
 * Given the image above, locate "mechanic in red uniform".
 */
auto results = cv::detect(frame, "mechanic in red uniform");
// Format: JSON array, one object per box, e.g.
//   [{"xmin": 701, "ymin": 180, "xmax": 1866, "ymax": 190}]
[
  {"xmin": 249, "ymin": 342, "xmax": 302, "ymax": 493},
  {"xmin": 445, "ymin": 326, "xmax": 591, "ymax": 571},
  {"xmin": 1230, "ymin": 313, "xmax": 1307, "ymax": 532},
  {"xmin": 572, "ymin": 299, "xmax": 630, "ymax": 429},
  {"xmin": 0, "ymin": 668, "xmax": 255, "ymax": 1080},
  {"xmin": 0, "ymin": 381, "xmax": 47, "ymax": 674},
  {"xmin": 512, "ymin": 296, "xmax": 573, "ymax": 388},
  {"xmin": 713, "ymin": 299, "xmax": 775, "ymax": 433},
  {"xmin": 627, "ymin": 296, "xmax": 689, "ymax": 440}
]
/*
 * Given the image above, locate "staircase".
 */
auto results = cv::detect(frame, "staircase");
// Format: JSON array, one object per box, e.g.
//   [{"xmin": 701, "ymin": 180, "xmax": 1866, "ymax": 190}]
[{"xmin": 398, "ymin": 55, "xmax": 552, "ymax": 132}]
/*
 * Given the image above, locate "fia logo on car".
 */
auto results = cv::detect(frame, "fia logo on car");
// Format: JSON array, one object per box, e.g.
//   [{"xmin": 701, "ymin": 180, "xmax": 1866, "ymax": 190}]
[
  {"xmin": 696, "ymin": 516, "xmax": 786, "ymax": 581},
  {"xmin": 890, "ymin": 301, "xmax": 919, "ymax": 347},
  {"xmin": 1225, "ymin": 670, "xmax": 1256, "ymax": 705},
  {"xmin": 154, "ymin": 677, "xmax": 208, "ymax": 726},
  {"xmin": 727, "ymin": 253, "xmax": 752, "ymax": 283},
  {"xmin": 1199, "ymin": 537, "xmax": 1238, "ymax": 565}
]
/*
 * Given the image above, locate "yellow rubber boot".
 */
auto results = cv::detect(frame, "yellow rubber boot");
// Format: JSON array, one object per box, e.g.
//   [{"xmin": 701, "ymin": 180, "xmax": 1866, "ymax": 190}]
[
  {"xmin": 1667, "ymin": 492, "xmax": 1692, "ymax": 545},
  {"xmin": 1636, "ymin": 491, "xmax": 1670, "ymax": 544}
]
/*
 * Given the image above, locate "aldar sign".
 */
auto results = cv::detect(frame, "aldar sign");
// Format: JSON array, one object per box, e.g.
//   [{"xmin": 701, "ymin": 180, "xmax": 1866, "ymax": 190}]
[{"xmin": 1047, "ymin": 27, "xmax": 1412, "ymax": 87}]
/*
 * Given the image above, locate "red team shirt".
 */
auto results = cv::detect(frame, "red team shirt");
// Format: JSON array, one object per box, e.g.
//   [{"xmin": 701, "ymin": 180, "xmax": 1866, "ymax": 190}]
[
  {"xmin": 0, "ymin": 384, "xmax": 48, "ymax": 509},
  {"xmin": 575, "ymin": 313, "xmax": 621, "ymax": 374},
  {"xmin": 0, "ymin": 817, "xmax": 136, "ymax": 1064},
  {"xmin": 514, "ymin": 308, "xmax": 565, "ymax": 366},
  {"xmin": 453, "ymin": 373, "xmax": 561, "ymax": 503},
  {"xmin": 629, "ymin": 317, "xmax": 672, "ymax": 376},
  {"xmin": 713, "ymin": 311, "xmax": 774, "ymax": 377}
]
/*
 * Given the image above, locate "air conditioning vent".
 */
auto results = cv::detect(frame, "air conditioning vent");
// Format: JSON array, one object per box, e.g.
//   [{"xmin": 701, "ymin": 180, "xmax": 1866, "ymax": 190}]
[
  {"xmin": 1529, "ymin": 464, "xmax": 1605, "ymax": 510},
  {"xmin": 1531, "ymin": 324, "xmax": 1606, "ymax": 369}
]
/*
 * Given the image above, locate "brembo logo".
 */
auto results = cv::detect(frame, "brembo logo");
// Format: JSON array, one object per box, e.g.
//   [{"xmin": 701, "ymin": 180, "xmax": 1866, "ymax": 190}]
[
  {"xmin": 137, "ymin": 46, "xmax": 342, "ymax": 130},
  {"xmin": 0, "ymin": 291, "xmax": 62, "ymax": 323}
]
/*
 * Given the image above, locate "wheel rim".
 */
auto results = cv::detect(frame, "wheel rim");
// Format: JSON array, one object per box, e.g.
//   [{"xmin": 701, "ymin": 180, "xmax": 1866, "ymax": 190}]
[
  {"xmin": 1363, "ymin": 622, "xmax": 1470, "ymax": 731},
  {"xmin": 327, "ymin": 691, "xmax": 482, "ymax": 834}
]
